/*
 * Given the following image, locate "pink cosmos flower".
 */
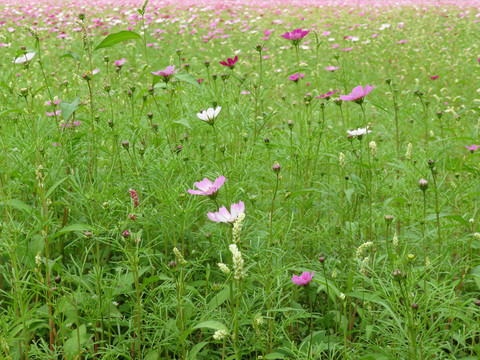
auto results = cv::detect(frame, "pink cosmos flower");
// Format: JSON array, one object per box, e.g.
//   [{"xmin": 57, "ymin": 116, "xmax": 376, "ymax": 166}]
[
  {"xmin": 115, "ymin": 58, "xmax": 127, "ymax": 67},
  {"xmin": 466, "ymin": 144, "xmax": 479, "ymax": 152},
  {"xmin": 325, "ymin": 66, "xmax": 339, "ymax": 71},
  {"xmin": 430, "ymin": 75, "xmax": 439, "ymax": 80},
  {"xmin": 151, "ymin": 65, "xmax": 179, "ymax": 82},
  {"xmin": 340, "ymin": 85, "xmax": 375, "ymax": 103},
  {"xmin": 397, "ymin": 39, "xmax": 407, "ymax": 44},
  {"xmin": 292, "ymin": 271, "xmax": 314, "ymax": 285},
  {"xmin": 188, "ymin": 176, "xmax": 225, "ymax": 196},
  {"xmin": 320, "ymin": 90, "xmax": 339, "ymax": 99},
  {"xmin": 289, "ymin": 73, "xmax": 305, "ymax": 82},
  {"xmin": 281, "ymin": 28, "xmax": 310, "ymax": 45},
  {"xmin": 207, "ymin": 201, "xmax": 245, "ymax": 223},
  {"xmin": 341, "ymin": 47, "xmax": 353, "ymax": 52},
  {"xmin": 219, "ymin": 55, "xmax": 238, "ymax": 69}
]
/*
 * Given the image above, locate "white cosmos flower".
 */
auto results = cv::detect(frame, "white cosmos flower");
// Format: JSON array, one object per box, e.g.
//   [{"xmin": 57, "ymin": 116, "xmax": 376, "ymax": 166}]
[
  {"xmin": 347, "ymin": 127, "xmax": 372, "ymax": 137},
  {"xmin": 197, "ymin": 106, "xmax": 221, "ymax": 125},
  {"xmin": 13, "ymin": 52, "xmax": 35, "ymax": 64}
]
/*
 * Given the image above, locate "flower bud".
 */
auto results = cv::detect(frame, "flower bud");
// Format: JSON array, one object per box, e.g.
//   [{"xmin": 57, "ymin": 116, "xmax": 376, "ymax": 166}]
[
  {"xmin": 273, "ymin": 161, "xmax": 281, "ymax": 173},
  {"xmin": 419, "ymin": 178, "xmax": 428, "ymax": 192}
]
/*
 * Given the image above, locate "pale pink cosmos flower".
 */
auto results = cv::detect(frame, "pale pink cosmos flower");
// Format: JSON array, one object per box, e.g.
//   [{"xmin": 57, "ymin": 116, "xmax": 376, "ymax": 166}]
[
  {"xmin": 289, "ymin": 73, "xmax": 305, "ymax": 82},
  {"xmin": 281, "ymin": 29, "xmax": 309, "ymax": 45},
  {"xmin": 151, "ymin": 65, "xmax": 179, "ymax": 82},
  {"xmin": 189, "ymin": 176, "xmax": 225, "ymax": 196},
  {"xmin": 207, "ymin": 201, "xmax": 245, "ymax": 223},
  {"xmin": 115, "ymin": 58, "xmax": 127, "ymax": 67},
  {"xmin": 292, "ymin": 271, "xmax": 314, "ymax": 285},
  {"xmin": 340, "ymin": 85, "xmax": 375, "ymax": 103},
  {"xmin": 325, "ymin": 66, "xmax": 339, "ymax": 71},
  {"xmin": 397, "ymin": 39, "xmax": 407, "ymax": 44}
]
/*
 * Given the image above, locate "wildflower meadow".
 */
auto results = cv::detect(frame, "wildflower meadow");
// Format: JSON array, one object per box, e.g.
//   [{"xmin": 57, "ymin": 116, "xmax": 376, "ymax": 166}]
[{"xmin": 2, "ymin": 0, "xmax": 480, "ymax": 358}]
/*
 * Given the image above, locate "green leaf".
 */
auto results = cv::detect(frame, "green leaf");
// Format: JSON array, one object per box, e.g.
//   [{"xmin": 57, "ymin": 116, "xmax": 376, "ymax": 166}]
[
  {"xmin": 60, "ymin": 97, "xmax": 81, "ymax": 121},
  {"xmin": 3, "ymin": 199, "xmax": 33, "ymax": 212},
  {"xmin": 173, "ymin": 72, "xmax": 201, "ymax": 89},
  {"xmin": 192, "ymin": 320, "xmax": 228, "ymax": 332},
  {"xmin": 52, "ymin": 223, "xmax": 90, "ymax": 239},
  {"xmin": 359, "ymin": 354, "xmax": 389, "ymax": 360},
  {"xmin": 186, "ymin": 341, "xmax": 208, "ymax": 360},
  {"xmin": 145, "ymin": 351, "xmax": 159, "ymax": 360},
  {"xmin": 264, "ymin": 353, "xmax": 287, "ymax": 359},
  {"xmin": 471, "ymin": 265, "xmax": 480, "ymax": 290},
  {"xmin": 93, "ymin": 31, "xmax": 142, "ymax": 51},
  {"xmin": 0, "ymin": 109, "xmax": 22, "ymax": 117},
  {"xmin": 60, "ymin": 51, "xmax": 80, "ymax": 61},
  {"xmin": 285, "ymin": 68, "xmax": 311, "ymax": 77},
  {"xmin": 64, "ymin": 325, "xmax": 90, "ymax": 357},
  {"xmin": 174, "ymin": 118, "xmax": 191, "ymax": 129}
]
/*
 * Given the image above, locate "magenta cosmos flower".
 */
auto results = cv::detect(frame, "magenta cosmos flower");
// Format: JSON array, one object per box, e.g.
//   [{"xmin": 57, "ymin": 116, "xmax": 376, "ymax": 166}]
[
  {"xmin": 466, "ymin": 144, "xmax": 479, "ymax": 153},
  {"xmin": 289, "ymin": 73, "xmax": 305, "ymax": 82},
  {"xmin": 151, "ymin": 65, "xmax": 179, "ymax": 82},
  {"xmin": 292, "ymin": 271, "xmax": 314, "ymax": 285},
  {"xmin": 115, "ymin": 58, "xmax": 126, "ymax": 67},
  {"xmin": 207, "ymin": 201, "xmax": 245, "ymax": 223},
  {"xmin": 281, "ymin": 29, "xmax": 309, "ymax": 45},
  {"xmin": 340, "ymin": 85, "xmax": 375, "ymax": 103},
  {"xmin": 188, "ymin": 176, "xmax": 225, "ymax": 197},
  {"xmin": 219, "ymin": 55, "xmax": 238, "ymax": 69}
]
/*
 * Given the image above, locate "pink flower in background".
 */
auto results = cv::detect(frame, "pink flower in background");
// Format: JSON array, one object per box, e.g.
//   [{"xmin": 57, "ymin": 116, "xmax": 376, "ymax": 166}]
[
  {"xmin": 397, "ymin": 39, "xmax": 407, "ymax": 44},
  {"xmin": 340, "ymin": 85, "xmax": 375, "ymax": 103},
  {"xmin": 219, "ymin": 55, "xmax": 238, "ymax": 69},
  {"xmin": 129, "ymin": 189, "xmax": 139, "ymax": 207},
  {"xmin": 292, "ymin": 271, "xmax": 314, "ymax": 285},
  {"xmin": 289, "ymin": 73, "xmax": 305, "ymax": 82},
  {"xmin": 188, "ymin": 176, "xmax": 225, "ymax": 196},
  {"xmin": 46, "ymin": 110, "xmax": 61, "ymax": 117},
  {"xmin": 151, "ymin": 65, "xmax": 179, "ymax": 82},
  {"xmin": 325, "ymin": 66, "xmax": 339, "ymax": 71},
  {"xmin": 430, "ymin": 75, "xmax": 439, "ymax": 80},
  {"xmin": 46, "ymin": 99, "xmax": 61, "ymax": 106},
  {"xmin": 114, "ymin": 58, "xmax": 126, "ymax": 67},
  {"xmin": 320, "ymin": 90, "xmax": 339, "ymax": 99},
  {"xmin": 341, "ymin": 47, "xmax": 353, "ymax": 52},
  {"xmin": 466, "ymin": 144, "xmax": 479, "ymax": 153},
  {"xmin": 207, "ymin": 201, "xmax": 245, "ymax": 223},
  {"xmin": 281, "ymin": 28, "xmax": 309, "ymax": 45}
]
